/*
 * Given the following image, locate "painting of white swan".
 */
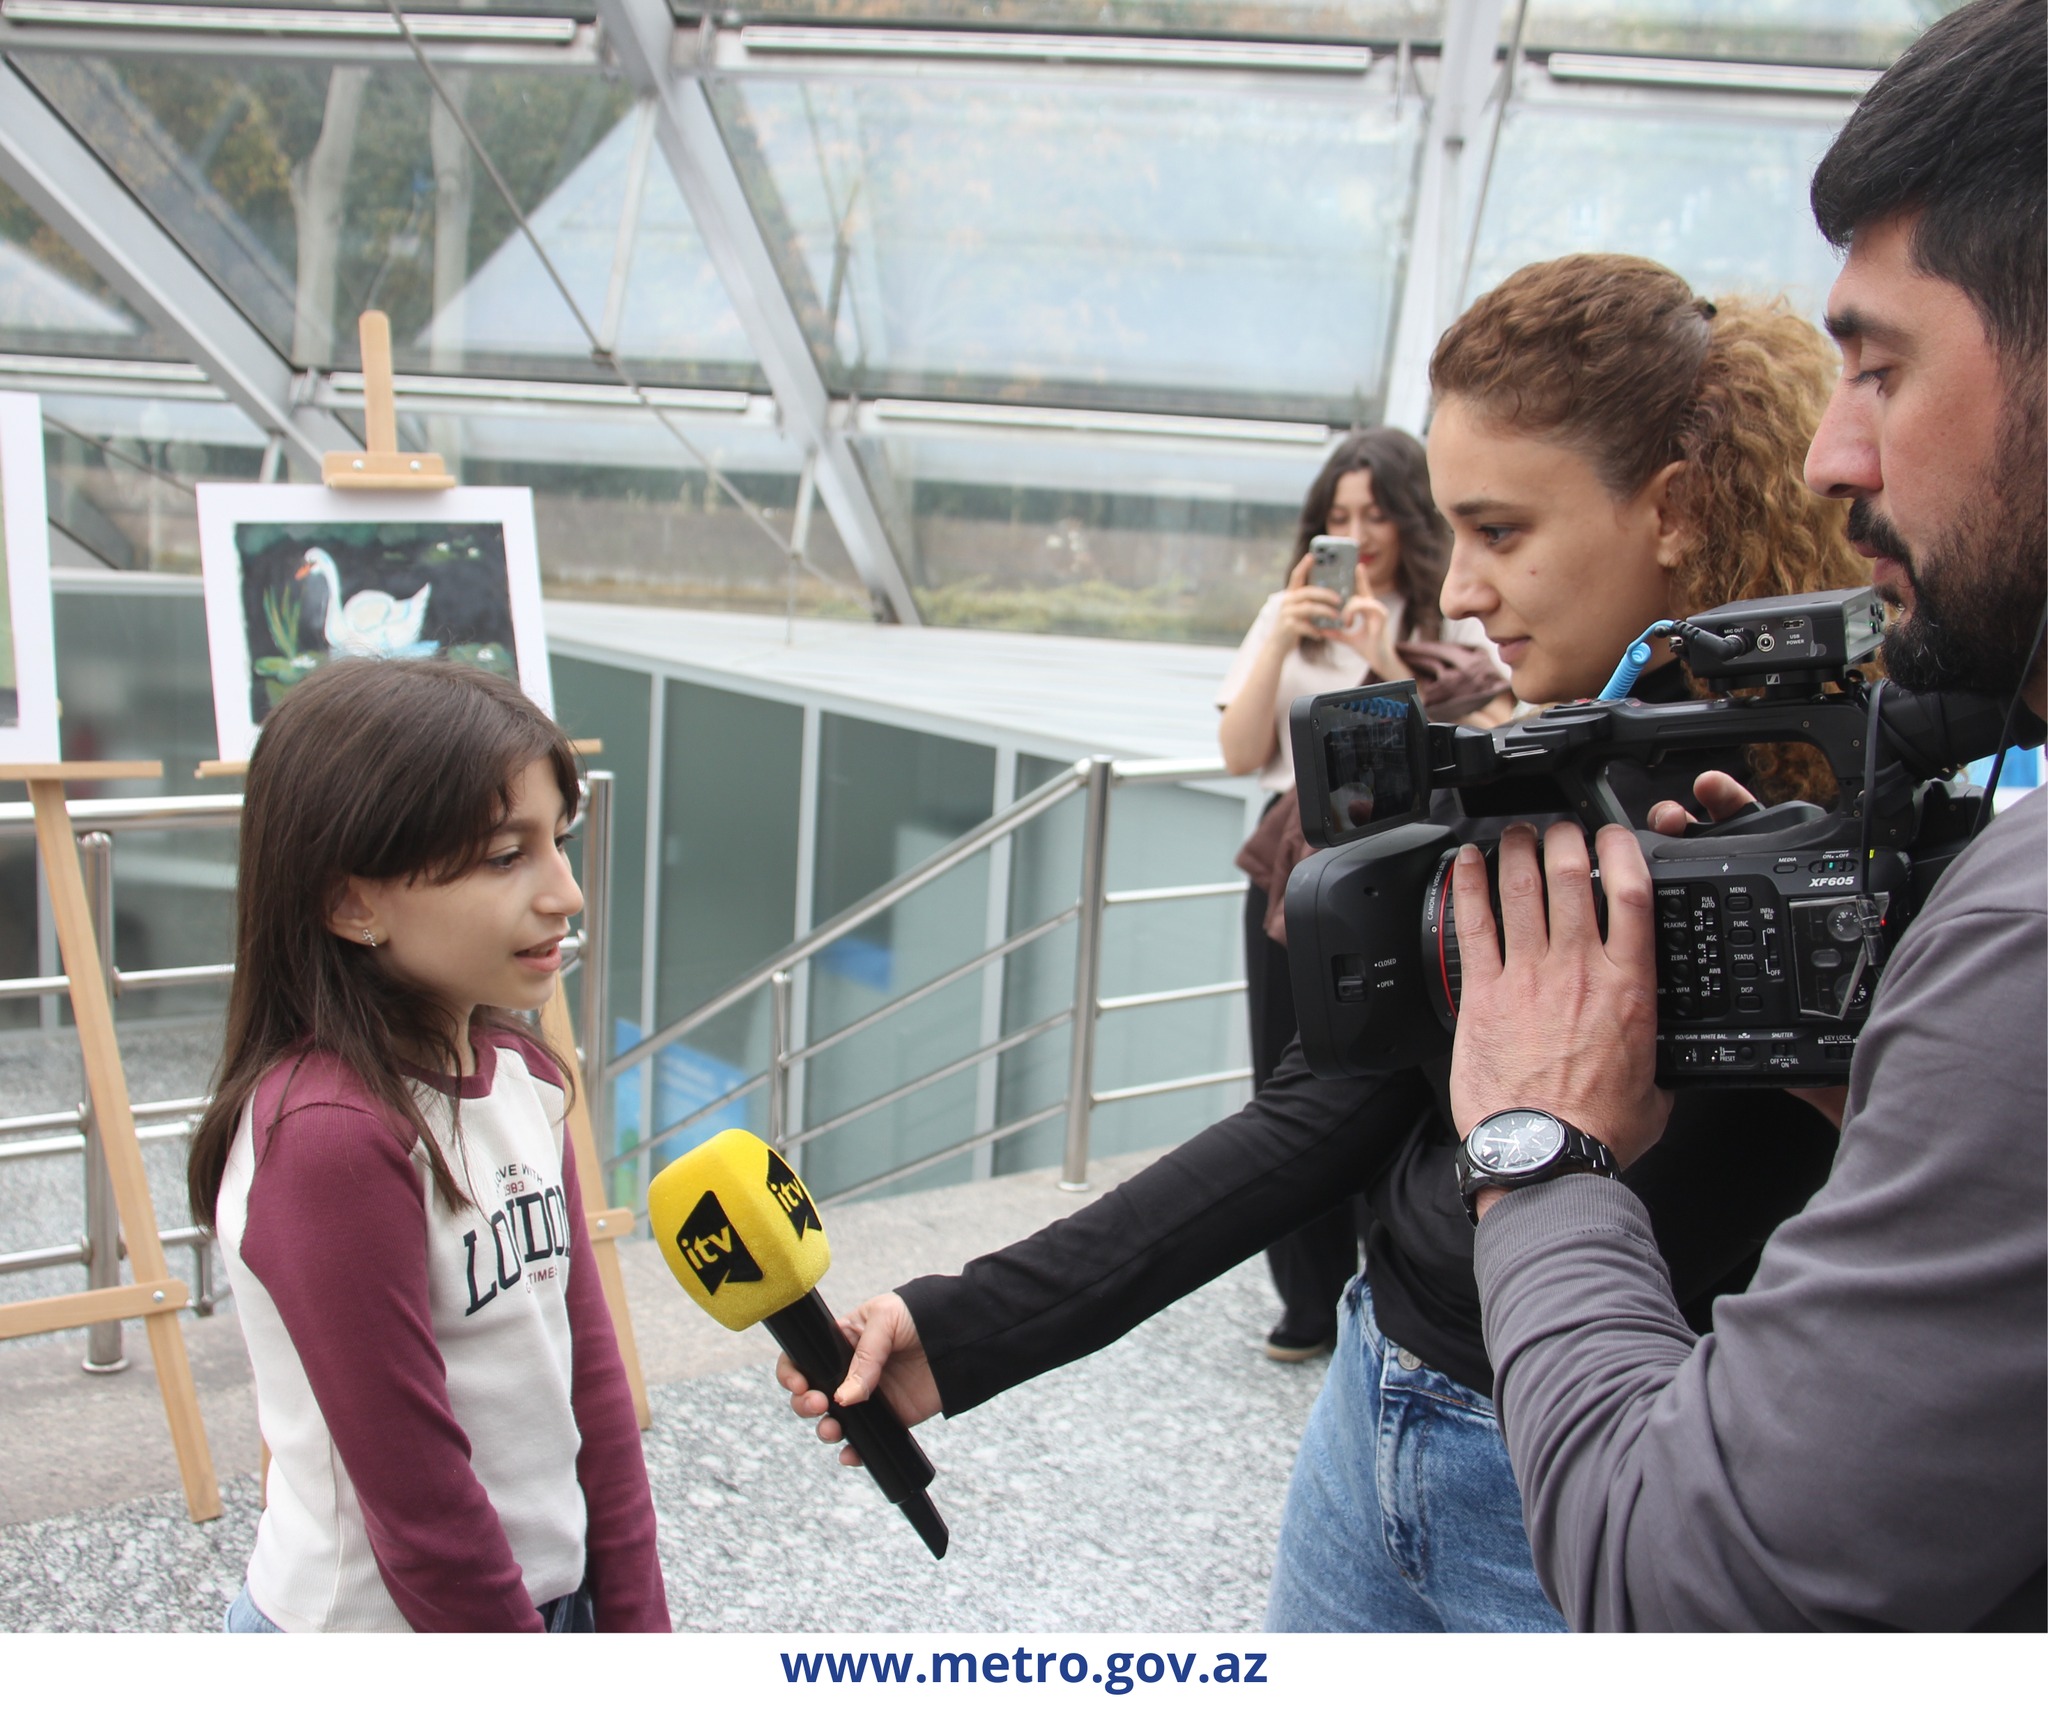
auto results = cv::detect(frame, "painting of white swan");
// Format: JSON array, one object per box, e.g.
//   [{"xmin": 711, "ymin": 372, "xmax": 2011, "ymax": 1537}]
[{"xmin": 197, "ymin": 484, "xmax": 551, "ymax": 762}]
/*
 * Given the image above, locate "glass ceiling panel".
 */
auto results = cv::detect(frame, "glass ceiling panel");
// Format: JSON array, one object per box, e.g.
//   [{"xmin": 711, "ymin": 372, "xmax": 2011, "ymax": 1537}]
[
  {"xmin": 714, "ymin": 74, "xmax": 1422, "ymax": 420},
  {"xmin": 1520, "ymin": 1, "xmax": 1969, "ymax": 68},
  {"xmin": 684, "ymin": 4, "xmax": 1443, "ymax": 39},
  {"xmin": 1460, "ymin": 98, "xmax": 1848, "ymax": 322},
  {"xmin": 0, "ymin": 178, "xmax": 177, "ymax": 359},
  {"xmin": 17, "ymin": 52, "xmax": 762, "ymax": 387}
]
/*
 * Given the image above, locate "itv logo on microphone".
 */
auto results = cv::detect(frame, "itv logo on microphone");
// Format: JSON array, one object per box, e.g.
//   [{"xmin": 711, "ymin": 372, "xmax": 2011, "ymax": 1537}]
[
  {"xmin": 673, "ymin": 1190, "xmax": 765, "ymax": 1295},
  {"xmin": 766, "ymin": 1146, "xmax": 821, "ymax": 1239}
]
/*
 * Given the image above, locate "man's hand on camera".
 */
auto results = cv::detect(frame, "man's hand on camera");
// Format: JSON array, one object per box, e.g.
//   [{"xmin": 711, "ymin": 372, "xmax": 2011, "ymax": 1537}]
[
  {"xmin": 775, "ymin": 1290, "xmax": 942, "ymax": 1468},
  {"xmin": 1645, "ymin": 769, "xmax": 1757, "ymax": 836},
  {"xmin": 1449, "ymin": 821, "xmax": 1673, "ymax": 1169},
  {"xmin": 1646, "ymin": 771, "xmax": 1849, "ymax": 1132}
]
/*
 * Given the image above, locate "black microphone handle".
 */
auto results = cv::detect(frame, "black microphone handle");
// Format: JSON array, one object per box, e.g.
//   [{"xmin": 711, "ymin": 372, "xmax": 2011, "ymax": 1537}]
[{"xmin": 764, "ymin": 1289, "xmax": 937, "ymax": 1509}]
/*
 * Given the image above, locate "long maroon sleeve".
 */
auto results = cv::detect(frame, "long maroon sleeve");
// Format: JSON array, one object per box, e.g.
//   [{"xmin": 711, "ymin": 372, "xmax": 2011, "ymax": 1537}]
[{"xmin": 557, "ymin": 1137, "xmax": 671, "ymax": 1630}]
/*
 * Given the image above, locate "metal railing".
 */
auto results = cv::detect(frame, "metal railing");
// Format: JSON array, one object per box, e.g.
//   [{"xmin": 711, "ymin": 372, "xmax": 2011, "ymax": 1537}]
[
  {"xmin": 0, "ymin": 776, "xmax": 613, "ymax": 1370},
  {"xmin": 0, "ymin": 751, "xmax": 1251, "ymax": 1369},
  {"xmin": 596, "ymin": 755, "xmax": 1251, "ymax": 1204}
]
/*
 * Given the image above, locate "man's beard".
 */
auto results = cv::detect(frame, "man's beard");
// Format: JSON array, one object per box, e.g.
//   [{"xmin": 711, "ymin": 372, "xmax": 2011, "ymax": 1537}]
[{"xmin": 1859, "ymin": 382, "xmax": 2047, "ymax": 697}]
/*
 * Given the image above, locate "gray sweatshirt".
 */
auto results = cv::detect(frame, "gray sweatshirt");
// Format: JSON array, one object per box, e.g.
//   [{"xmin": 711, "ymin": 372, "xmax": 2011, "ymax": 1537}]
[{"xmin": 1476, "ymin": 786, "xmax": 2047, "ymax": 1630}]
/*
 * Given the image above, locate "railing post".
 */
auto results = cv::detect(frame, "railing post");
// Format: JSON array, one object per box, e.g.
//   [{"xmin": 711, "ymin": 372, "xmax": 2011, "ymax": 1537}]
[
  {"xmin": 767, "ymin": 968, "xmax": 793, "ymax": 1148},
  {"xmin": 77, "ymin": 832, "xmax": 126, "ymax": 1373},
  {"xmin": 1060, "ymin": 757, "xmax": 1114, "ymax": 1192},
  {"xmin": 579, "ymin": 771, "xmax": 614, "ymax": 1191}
]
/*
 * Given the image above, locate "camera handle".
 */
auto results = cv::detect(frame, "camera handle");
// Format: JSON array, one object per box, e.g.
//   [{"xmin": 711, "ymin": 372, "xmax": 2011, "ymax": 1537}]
[{"xmin": 1669, "ymin": 798, "xmax": 1826, "ymax": 839}]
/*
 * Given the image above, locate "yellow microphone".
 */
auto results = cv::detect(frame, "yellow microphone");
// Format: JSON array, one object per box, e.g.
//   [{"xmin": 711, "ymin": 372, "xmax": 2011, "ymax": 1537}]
[{"xmin": 649, "ymin": 1129, "xmax": 948, "ymax": 1558}]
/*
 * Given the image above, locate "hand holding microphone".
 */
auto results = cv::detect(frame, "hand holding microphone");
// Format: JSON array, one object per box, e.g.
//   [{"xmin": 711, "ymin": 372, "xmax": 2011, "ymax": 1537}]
[
  {"xmin": 648, "ymin": 1129, "xmax": 949, "ymax": 1558},
  {"xmin": 777, "ymin": 1291, "xmax": 941, "ymax": 1465}
]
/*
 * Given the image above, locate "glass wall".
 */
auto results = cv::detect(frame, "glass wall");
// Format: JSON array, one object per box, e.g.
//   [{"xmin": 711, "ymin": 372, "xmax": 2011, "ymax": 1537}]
[
  {"xmin": 16, "ymin": 52, "xmax": 758, "ymax": 389},
  {"xmin": 644, "ymin": 678, "xmax": 805, "ymax": 1170},
  {"xmin": 1519, "ymin": 1, "xmax": 1964, "ymax": 64},
  {"xmin": 854, "ymin": 430, "xmax": 1318, "ymax": 642},
  {"xmin": 0, "ymin": 576, "xmax": 233, "ymax": 1032},
  {"xmin": 713, "ymin": 70, "xmax": 1421, "ymax": 421},
  {"xmin": 801, "ymin": 716, "xmax": 997, "ymax": 1197},
  {"xmin": 1458, "ymin": 79, "xmax": 1858, "ymax": 322}
]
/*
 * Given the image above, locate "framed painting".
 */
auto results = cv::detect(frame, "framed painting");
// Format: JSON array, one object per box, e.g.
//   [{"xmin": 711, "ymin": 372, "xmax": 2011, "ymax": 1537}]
[
  {"xmin": 0, "ymin": 391, "xmax": 60, "ymax": 764},
  {"xmin": 196, "ymin": 483, "xmax": 552, "ymax": 762}
]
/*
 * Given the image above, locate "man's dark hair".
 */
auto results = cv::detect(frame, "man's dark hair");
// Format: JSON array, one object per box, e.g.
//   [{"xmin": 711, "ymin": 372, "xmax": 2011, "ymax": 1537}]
[{"xmin": 1810, "ymin": 0, "xmax": 2046, "ymax": 365}]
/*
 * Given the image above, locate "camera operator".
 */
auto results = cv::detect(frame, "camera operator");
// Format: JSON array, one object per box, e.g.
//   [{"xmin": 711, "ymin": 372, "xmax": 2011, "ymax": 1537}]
[
  {"xmin": 1451, "ymin": 0, "xmax": 2046, "ymax": 1630},
  {"xmin": 777, "ymin": 255, "xmax": 1868, "ymax": 1628}
]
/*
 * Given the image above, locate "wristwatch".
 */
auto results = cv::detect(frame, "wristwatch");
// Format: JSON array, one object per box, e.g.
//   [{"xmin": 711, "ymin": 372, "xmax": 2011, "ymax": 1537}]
[{"xmin": 1455, "ymin": 1109, "xmax": 1620, "ymax": 1225}]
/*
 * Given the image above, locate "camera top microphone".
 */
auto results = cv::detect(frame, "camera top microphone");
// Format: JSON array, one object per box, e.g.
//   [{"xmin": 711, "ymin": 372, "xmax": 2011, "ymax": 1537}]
[{"xmin": 648, "ymin": 1130, "xmax": 949, "ymax": 1558}]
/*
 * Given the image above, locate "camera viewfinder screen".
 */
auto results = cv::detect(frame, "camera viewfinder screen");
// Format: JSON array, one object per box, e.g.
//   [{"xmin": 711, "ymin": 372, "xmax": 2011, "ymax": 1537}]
[{"xmin": 1322, "ymin": 692, "xmax": 1423, "ymax": 835}]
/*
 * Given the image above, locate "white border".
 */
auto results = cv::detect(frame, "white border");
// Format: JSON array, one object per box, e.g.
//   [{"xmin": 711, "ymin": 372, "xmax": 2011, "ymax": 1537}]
[
  {"xmin": 0, "ymin": 390, "xmax": 61, "ymax": 763},
  {"xmin": 195, "ymin": 482, "xmax": 553, "ymax": 762}
]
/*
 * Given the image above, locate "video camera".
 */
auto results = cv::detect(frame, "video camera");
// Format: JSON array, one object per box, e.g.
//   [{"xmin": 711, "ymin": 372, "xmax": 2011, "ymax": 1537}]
[{"xmin": 1283, "ymin": 587, "xmax": 2043, "ymax": 1087}]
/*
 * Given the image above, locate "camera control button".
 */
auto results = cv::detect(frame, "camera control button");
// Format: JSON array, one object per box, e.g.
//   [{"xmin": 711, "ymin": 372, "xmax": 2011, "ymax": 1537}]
[
  {"xmin": 1728, "ymin": 925, "xmax": 1755, "ymax": 945},
  {"xmin": 1774, "ymin": 857, "xmax": 1799, "ymax": 873},
  {"xmin": 1726, "ymin": 890, "xmax": 1754, "ymax": 910},
  {"xmin": 1809, "ymin": 947, "xmax": 1842, "ymax": 970}
]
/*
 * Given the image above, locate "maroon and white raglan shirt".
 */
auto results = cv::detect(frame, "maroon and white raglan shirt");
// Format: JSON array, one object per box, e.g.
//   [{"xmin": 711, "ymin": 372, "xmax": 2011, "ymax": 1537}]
[{"xmin": 215, "ymin": 1030, "xmax": 669, "ymax": 1631}]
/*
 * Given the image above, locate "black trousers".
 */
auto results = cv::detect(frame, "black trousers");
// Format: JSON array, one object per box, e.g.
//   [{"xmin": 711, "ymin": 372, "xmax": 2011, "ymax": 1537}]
[{"xmin": 1245, "ymin": 878, "xmax": 1365, "ymax": 1339}]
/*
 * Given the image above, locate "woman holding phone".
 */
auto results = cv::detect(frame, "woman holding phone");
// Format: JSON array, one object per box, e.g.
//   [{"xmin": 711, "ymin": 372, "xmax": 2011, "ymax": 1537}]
[{"xmin": 1217, "ymin": 429, "xmax": 1509, "ymax": 1361}]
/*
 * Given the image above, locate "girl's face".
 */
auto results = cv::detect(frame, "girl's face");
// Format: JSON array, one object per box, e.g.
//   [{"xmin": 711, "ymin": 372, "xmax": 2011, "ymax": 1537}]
[
  {"xmin": 337, "ymin": 758, "xmax": 582, "ymax": 1044},
  {"xmin": 1324, "ymin": 469, "xmax": 1404, "ymax": 598},
  {"xmin": 1429, "ymin": 398, "xmax": 1686, "ymax": 703}
]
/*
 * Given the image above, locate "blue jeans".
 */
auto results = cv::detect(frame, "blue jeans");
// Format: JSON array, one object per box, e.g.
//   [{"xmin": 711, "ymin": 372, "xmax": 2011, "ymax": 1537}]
[
  {"xmin": 224, "ymin": 1581, "xmax": 592, "ymax": 1632},
  {"xmin": 223, "ymin": 1585, "xmax": 282, "ymax": 1633},
  {"xmin": 1264, "ymin": 1279, "xmax": 1566, "ymax": 1632}
]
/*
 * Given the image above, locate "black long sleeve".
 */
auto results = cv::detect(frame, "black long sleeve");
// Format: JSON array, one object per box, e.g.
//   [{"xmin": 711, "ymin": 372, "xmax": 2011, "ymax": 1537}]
[{"xmin": 900, "ymin": 1047, "xmax": 1432, "ymax": 1415}]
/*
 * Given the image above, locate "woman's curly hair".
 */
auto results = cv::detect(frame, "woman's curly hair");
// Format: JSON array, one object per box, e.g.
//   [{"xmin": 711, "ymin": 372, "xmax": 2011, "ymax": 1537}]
[{"xmin": 1430, "ymin": 254, "xmax": 1866, "ymax": 802}]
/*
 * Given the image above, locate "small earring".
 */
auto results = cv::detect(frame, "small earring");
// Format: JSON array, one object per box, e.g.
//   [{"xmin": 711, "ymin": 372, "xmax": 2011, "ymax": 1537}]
[{"xmin": 362, "ymin": 930, "xmax": 379, "ymax": 947}]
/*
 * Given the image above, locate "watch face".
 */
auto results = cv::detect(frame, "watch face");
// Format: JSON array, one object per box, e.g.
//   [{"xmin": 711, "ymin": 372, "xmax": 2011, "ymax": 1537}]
[{"xmin": 1469, "ymin": 1111, "xmax": 1567, "ymax": 1175}]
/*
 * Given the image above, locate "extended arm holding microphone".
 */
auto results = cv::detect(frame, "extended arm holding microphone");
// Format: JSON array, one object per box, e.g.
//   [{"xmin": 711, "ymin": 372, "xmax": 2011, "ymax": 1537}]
[{"xmin": 647, "ymin": 1131, "xmax": 948, "ymax": 1559}]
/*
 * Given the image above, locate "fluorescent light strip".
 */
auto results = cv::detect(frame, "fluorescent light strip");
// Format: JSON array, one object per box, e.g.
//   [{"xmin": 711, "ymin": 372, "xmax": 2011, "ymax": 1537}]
[
  {"xmin": 0, "ymin": 2, "xmax": 580, "ymax": 45},
  {"xmin": 321, "ymin": 371, "xmax": 759, "ymax": 415},
  {"xmin": 738, "ymin": 25, "xmax": 1371, "ymax": 77},
  {"xmin": 867, "ymin": 398, "xmax": 1332, "ymax": 447},
  {"xmin": 1544, "ymin": 52, "xmax": 1875, "ymax": 98},
  {"xmin": 0, "ymin": 352, "xmax": 224, "ymax": 393}
]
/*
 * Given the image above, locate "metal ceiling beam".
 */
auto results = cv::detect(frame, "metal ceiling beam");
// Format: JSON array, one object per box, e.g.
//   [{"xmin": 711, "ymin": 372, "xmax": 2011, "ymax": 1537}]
[
  {"xmin": 1380, "ymin": 0, "xmax": 1508, "ymax": 432},
  {"xmin": 597, "ymin": 0, "xmax": 921, "ymax": 624},
  {"xmin": 0, "ymin": 55, "xmax": 356, "ymax": 473}
]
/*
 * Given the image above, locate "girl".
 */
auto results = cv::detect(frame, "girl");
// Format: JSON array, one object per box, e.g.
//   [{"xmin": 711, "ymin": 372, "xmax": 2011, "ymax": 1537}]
[
  {"xmin": 1217, "ymin": 427, "xmax": 1509, "ymax": 1360},
  {"xmin": 189, "ymin": 656, "xmax": 668, "ymax": 1633},
  {"xmin": 775, "ymin": 254, "xmax": 1863, "ymax": 1634}
]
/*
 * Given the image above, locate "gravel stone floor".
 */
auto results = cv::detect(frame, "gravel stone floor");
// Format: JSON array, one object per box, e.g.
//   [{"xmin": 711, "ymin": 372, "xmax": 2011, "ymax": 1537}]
[{"xmin": 0, "ymin": 1252, "xmax": 1321, "ymax": 1633}]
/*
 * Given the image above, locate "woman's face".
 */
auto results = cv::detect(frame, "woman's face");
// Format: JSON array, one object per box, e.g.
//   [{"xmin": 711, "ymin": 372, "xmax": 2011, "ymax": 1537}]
[
  {"xmin": 1429, "ymin": 398, "xmax": 1683, "ymax": 703},
  {"xmin": 1324, "ymin": 469, "xmax": 1404, "ymax": 598}
]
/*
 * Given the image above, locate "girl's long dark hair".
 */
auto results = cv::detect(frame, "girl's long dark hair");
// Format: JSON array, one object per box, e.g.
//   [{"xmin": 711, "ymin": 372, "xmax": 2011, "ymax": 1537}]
[
  {"xmin": 188, "ymin": 657, "xmax": 581, "ymax": 1226},
  {"xmin": 1288, "ymin": 426, "xmax": 1451, "ymax": 644}
]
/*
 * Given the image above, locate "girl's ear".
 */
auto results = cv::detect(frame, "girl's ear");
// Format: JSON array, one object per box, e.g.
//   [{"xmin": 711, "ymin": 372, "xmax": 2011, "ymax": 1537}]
[
  {"xmin": 326, "ymin": 879, "xmax": 382, "ymax": 947},
  {"xmin": 1645, "ymin": 459, "xmax": 1693, "ymax": 570}
]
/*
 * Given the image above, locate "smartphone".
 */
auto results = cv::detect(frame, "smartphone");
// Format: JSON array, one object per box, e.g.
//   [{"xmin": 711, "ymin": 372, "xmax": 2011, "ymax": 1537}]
[{"xmin": 1307, "ymin": 535, "xmax": 1358, "ymax": 629}]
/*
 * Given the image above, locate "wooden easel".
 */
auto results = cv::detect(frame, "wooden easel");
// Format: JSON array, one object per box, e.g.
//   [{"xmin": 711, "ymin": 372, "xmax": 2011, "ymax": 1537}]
[
  {"xmin": 299, "ymin": 310, "xmax": 651, "ymax": 1425},
  {"xmin": 541, "ymin": 986, "xmax": 649, "ymax": 1428},
  {"xmin": 0, "ymin": 761, "xmax": 221, "ymax": 1521}
]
